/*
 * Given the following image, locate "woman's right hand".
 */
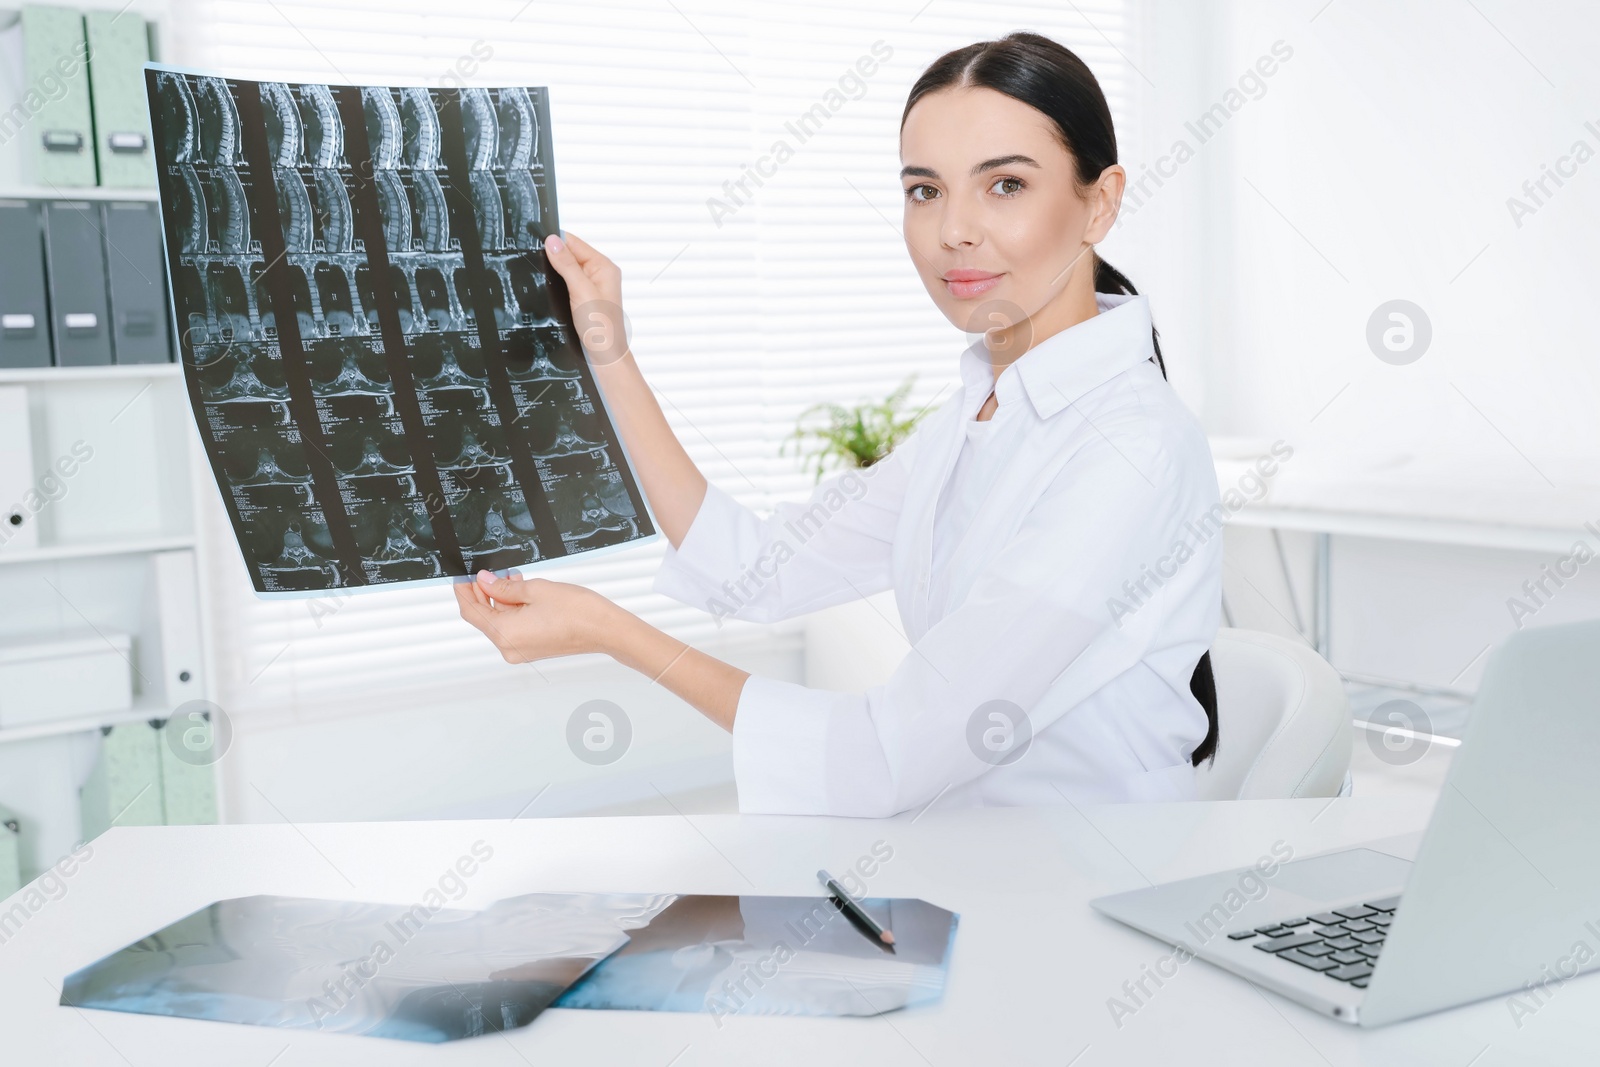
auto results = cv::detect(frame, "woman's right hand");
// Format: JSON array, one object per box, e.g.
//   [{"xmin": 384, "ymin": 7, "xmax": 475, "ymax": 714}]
[
  {"xmin": 538, "ymin": 229, "xmax": 709, "ymax": 547},
  {"xmin": 544, "ymin": 231, "xmax": 630, "ymax": 368}
]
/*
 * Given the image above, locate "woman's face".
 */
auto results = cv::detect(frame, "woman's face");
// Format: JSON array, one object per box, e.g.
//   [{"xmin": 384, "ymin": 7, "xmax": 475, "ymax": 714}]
[{"xmin": 899, "ymin": 86, "xmax": 1124, "ymax": 350}]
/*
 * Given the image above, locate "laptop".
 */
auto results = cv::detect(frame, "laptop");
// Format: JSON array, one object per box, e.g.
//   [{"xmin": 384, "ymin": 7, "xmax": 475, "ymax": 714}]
[{"xmin": 1091, "ymin": 619, "xmax": 1600, "ymax": 1026}]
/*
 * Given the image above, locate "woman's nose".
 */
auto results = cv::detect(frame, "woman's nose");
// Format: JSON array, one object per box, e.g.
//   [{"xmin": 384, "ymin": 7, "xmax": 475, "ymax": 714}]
[{"xmin": 940, "ymin": 201, "xmax": 980, "ymax": 250}]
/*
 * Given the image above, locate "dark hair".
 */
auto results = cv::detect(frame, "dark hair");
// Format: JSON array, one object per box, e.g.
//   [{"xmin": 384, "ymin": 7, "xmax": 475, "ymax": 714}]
[{"xmin": 902, "ymin": 32, "xmax": 1218, "ymax": 767}]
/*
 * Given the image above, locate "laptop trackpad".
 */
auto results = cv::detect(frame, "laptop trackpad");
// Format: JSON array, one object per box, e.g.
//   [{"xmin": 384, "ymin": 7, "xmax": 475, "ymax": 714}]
[{"xmin": 1271, "ymin": 848, "xmax": 1412, "ymax": 901}]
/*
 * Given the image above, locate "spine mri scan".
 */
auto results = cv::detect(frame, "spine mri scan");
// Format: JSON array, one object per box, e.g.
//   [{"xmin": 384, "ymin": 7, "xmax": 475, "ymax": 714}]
[{"xmin": 146, "ymin": 70, "xmax": 654, "ymax": 594}]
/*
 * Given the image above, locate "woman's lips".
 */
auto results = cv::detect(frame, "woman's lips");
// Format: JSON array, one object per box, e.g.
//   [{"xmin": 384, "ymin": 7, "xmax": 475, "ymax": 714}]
[{"xmin": 942, "ymin": 271, "xmax": 1003, "ymax": 299}]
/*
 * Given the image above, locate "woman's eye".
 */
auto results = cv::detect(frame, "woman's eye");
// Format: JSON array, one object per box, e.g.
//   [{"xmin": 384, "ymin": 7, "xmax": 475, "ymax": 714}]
[
  {"xmin": 905, "ymin": 184, "xmax": 939, "ymax": 203},
  {"xmin": 990, "ymin": 176, "xmax": 1024, "ymax": 197}
]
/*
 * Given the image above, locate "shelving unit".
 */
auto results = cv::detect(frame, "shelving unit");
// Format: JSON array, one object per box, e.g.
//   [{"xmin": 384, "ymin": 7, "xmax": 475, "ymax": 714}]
[
  {"xmin": 0, "ymin": 534, "xmax": 197, "ymax": 566},
  {"xmin": 0, "ymin": 696, "xmax": 180, "ymax": 746},
  {"xmin": 0, "ymin": 361, "xmax": 181, "ymax": 385},
  {"xmin": 0, "ymin": 344, "xmax": 220, "ymax": 873},
  {"xmin": 0, "ymin": 0, "xmax": 211, "ymax": 880},
  {"xmin": 0, "ymin": 186, "xmax": 159, "ymax": 203}
]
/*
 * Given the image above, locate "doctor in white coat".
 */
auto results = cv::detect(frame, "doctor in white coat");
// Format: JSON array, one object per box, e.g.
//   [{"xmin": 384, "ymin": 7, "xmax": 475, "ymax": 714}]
[{"xmin": 455, "ymin": 31, "xmax": 1224, "ymax": 817}]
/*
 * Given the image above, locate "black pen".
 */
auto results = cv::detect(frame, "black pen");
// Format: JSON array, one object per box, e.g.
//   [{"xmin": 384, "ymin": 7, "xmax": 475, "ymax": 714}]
[{"xmin": 818, "ymin": 869, "xmax": 896, "ymax": 951}]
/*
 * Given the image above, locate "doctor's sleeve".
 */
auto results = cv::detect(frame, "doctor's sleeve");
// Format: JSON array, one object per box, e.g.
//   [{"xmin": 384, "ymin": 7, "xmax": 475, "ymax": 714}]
[
  {"xmin": 729, "ymin": 433, "xmax": 1206, "ymax": 816},
  {"xmin": 650, "ymin": 425, "xmax": 923, "ymax": 624}
]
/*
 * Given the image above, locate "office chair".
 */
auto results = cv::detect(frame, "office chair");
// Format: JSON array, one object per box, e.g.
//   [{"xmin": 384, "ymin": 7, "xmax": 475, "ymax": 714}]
[{"xmin": 1194, "ymin": 628, "xmax": 1352, "ymax": 800}]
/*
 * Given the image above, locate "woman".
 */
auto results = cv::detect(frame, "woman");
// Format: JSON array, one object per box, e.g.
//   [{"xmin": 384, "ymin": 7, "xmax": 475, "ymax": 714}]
[{"xmin": 455, "ymin": 32, "xmax": 1223, "ymax": 816}]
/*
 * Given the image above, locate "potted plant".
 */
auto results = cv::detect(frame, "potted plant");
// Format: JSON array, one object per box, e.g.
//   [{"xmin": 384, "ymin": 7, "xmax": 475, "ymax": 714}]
[{"xmin": 781, "ymin": 374, "xmax": 928, "ymax": 483}]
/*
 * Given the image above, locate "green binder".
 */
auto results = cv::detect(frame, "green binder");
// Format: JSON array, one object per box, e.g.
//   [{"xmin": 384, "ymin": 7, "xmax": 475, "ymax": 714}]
[
  {"xmin": 85, "ymin": 10, "xmax": 154, "ymax": 188},
  {"xmin": 157, "ymin": 718, "xmax": 219, "ymax": 825},
  {"xmin": 20, "ymin": 5, "xmax": 96, "ymax": 187},
  {"xmin": 79, "ymin": 722, "xmax": 166, "ymax": 841},
  {"xmin": 0, "ymin": 814, "xmax": 20, "ymax": 901}
]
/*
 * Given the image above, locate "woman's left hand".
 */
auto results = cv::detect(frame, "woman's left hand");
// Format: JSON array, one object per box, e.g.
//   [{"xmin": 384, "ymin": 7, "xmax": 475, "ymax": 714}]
[{"xmin": 453, "ymin": 570, "xmax": 615, "ymax": 664}]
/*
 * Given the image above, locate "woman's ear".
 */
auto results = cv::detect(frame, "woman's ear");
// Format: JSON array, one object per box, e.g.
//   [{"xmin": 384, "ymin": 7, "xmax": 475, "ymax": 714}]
[{"xmin": 1084, "ymin": 164, "xmax": 1126, "ymax": 244}]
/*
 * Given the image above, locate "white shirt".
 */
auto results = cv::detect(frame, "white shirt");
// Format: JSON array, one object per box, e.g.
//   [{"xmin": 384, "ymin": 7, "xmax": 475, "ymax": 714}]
[
  {"xmin": 652, "ymin": 291, "xmax": 1223, "ymax": 817},
  {"xmin": 928, "ymin": 384, "xmax": 1011, "ymax": 616}
]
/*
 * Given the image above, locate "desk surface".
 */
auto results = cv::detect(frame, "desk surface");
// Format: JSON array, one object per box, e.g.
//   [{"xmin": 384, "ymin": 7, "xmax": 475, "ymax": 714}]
[
  {"xmin": 1222, "ymin": 501, "xmax": 1583, "ymax": 555},
  {"xmin": 1213, "ymin": 446, "xmax": 1597, "ymax": 553},
  {"xmin": 4, "ymin": 798, "xmax": 1595, "ymax": 1066}
]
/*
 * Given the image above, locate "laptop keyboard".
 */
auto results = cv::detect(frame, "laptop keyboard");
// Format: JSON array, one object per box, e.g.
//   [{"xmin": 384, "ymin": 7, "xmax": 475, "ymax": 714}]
[{"xmin": 1225, "ymin": 895, "xmax": 1401, "ymax": 990}]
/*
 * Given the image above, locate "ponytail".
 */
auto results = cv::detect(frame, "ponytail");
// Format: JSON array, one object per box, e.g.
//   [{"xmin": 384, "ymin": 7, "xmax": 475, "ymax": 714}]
[{"xmin": 1093, "ymin": 254, "xmax": 1165, "ymax": 381}]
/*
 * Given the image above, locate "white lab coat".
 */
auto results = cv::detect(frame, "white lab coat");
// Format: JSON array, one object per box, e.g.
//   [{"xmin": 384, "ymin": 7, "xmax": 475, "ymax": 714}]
[{"xmin": 653, "ymin": 291, "xmax": 1223, "ymax": 816}]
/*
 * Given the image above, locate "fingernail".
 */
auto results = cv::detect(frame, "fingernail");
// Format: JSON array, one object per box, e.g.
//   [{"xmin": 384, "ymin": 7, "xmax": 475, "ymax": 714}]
[
  {"xmin": 546, "ymin": 233, "xmax": 564, "ymax": 254},
  {"xmin": 477, "ymin": 569, "xmax": 495, "ymax": 584}
]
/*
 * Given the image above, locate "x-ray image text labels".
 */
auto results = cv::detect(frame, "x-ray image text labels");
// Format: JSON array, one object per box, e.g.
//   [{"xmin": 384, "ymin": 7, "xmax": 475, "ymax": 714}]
[{"xmin": 145, "ymin": 70, "xmax": 654, "ymax": 594}]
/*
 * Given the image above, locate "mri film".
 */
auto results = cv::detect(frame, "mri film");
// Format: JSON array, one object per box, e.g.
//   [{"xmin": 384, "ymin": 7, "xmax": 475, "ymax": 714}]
[{"xmin": 146, "ymin": 70, "xmax": 655, "ymax": 595}]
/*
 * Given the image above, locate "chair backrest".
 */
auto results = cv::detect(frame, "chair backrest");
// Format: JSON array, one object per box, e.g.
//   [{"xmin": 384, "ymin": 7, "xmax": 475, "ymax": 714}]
[{"xmin": 1194, "ymin": 628, "xmax": 1352, "ymax": 800}]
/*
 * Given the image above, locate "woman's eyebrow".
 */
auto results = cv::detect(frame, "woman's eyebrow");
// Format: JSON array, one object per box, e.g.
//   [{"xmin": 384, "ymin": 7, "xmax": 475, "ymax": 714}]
[
  {"xmin": 899, "ymin": 154, "xmax": 1043, "ymax": 180},
  {"xmin": 971, "ymin": 153, "xmax": 1041, "ymax": 175}
]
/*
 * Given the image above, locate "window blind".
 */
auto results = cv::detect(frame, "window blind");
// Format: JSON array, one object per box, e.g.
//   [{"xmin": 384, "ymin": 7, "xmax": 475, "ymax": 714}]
[{"xmin": 170, "ymin": 0, "xmax": 1141, "ymax": 715}]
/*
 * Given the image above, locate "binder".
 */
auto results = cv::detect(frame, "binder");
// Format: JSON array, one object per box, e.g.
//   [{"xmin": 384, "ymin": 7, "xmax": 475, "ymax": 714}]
[
  {"xmin": 0, "ymin": 201, "xmax": 52, "ymax": 369},
  {"xmin": 139, "ymin": 550, "xmax": 206, "ymax": 704},
  {"xmin": 21, "ymin": 6, "xmax": 96, "ymax": 187},
  {"xmin": 43, "ymin": 200, "xmax": 113, "ymax": 366},
  {"xmin": 0, "ymin": 386, "xmax": 38, "ymax": 553},
  {"xmin": 138, "ymin": 551, "xmax": 217, "ymax": 824},
  {"xmin": 103, "ymin": 201, "xmax": 171, "ymax": 363},
  {"xmin": 0, "ymin": 812, "xmax": 19, "ymax": 901},
  {"xmin": 158, "ymin": 719, "xmax": 219, "ymax": 825},
  {"xmin": 79, "ymin": 721, "xmax": 166, "ymax": 841},
  {"xmin": 84, "ymin": 11, "xmax": 155, "ymax": 188}
]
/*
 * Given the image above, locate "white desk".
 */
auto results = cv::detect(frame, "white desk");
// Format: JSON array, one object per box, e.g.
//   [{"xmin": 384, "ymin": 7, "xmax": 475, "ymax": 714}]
[
  {"xmin": 1223, "ymin": 502, "xmax": 1580, "ymax": 666},
  {"xmin": 1214, "ymin": 447, "xmax": 1595, "ymax": 677},
  {"xmin": 4, "ymin": 799, "xmax": 1596, "ymax": 1065}
]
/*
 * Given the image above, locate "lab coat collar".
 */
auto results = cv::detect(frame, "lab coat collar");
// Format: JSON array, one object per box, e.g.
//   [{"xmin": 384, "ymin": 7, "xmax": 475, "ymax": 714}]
[{"xmin": 957, "ymin": 291, "xmax": 1156, "ymax": 421}]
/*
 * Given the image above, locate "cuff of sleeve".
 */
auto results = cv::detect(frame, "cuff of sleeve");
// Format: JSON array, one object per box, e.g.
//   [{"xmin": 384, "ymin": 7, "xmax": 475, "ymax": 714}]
[
  {"xmin": 731, "ymin": 674, "xmax": 835, "ymax": 815},
  {"xmin": 651, "ymin": 480, "xmax": 750, "ymax": 608}
]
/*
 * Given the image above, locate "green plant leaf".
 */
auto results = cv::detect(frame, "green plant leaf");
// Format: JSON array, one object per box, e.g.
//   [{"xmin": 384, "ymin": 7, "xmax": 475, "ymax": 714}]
[{"xmin": 782, "ymin": 373, "xmax": 931, "ymax": 483}]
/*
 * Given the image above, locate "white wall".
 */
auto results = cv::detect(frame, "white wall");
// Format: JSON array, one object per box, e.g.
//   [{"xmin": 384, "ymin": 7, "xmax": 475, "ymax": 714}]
[
  {"xmin": 221, "ymin": 636, "xmax": 802, "ymax": 823},
  {"xmin": 1124, "ymin": 0, "xmax": 1600, "ymax": 696}
]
